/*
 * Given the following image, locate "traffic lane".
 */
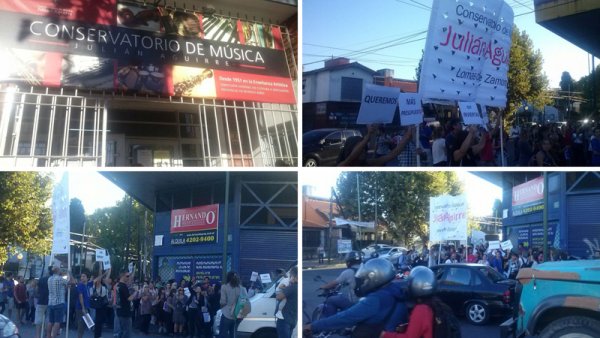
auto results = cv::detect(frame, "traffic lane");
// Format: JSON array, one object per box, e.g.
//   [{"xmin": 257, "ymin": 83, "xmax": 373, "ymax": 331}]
[{"xmin": 303, "ymin": 266, "xmax": 503, "ymax": 337}]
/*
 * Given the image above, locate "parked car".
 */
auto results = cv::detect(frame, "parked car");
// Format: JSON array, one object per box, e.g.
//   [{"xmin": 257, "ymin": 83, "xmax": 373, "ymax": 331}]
[
  {"xmin": 500, "ymin": 260, "xmax": 600, "ymax": 338},
  {"xmin": 431, "ymin": 263, "xmax": 517, "ymax": 325},
  {"xmin": 0, "ymin": 314, "xmax": 19, "ymax": 338},
  {"xmin": 302, "ymin": 129, "xmax": 362, "ymax": 166},
  {"xmin": 213, "ymin": 267, "xmax": 296, "ymax": 338},
  {"xmin": 377, "ymin": 247, "xmax": 408, "ymax": 263},
  {"xmin": 361, "ymin": 243, "xmax": 393, "ymax": 257}
]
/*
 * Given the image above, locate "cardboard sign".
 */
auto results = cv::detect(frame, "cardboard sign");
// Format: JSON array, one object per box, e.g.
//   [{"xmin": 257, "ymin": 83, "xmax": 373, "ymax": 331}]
[
  {"xmin": 398, "ymin": 93, "xmax": 424, "ymax": 126},
  {"xmin": 419, "ymin": 0, "xmax": 514, "ymax": 107},
  {"xmin": 487, "ymin": 240, "xmax": 501, "ymax": 253},
  {"xmin": 250, "ymin": 272, "xmax": 259, "ymax": 282},
  {"xmin": 458, "ymin": 101, "xmax": 484, "ymax": 125},
  {"xmin": 259, "ymin": 273, "xmax": 272, "ymax": 284},
  {"xmin": 356, "ymin": 84, "xmax": 400, "ymax": 124},
  {"xmin": 95, "ymin": 249, "xmax": 105, "ymax": 261},
  {"xmin": 429, "ymin": 194, "xmax": 468, "ymax": 242},
  {"xmin": 103, "ymin": 255, "xmax": 111, "ymax": 270},
  {"xmin": 501, "ymin": 240, "xmax": 514, "ymax": 251}
]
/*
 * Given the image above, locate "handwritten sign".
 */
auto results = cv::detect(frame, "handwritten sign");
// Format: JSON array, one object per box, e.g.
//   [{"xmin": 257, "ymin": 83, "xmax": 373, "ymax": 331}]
[
  {"xmin": 429, "ymin": 194, "xmax": 468, "ymax": 242},
  {"xmin": 398, "ymin": 93, "xmax": 424, "ymax": 126},
  {"xmin": 458, "ymin": 101, "xmax": 484, "ymax": 125},
  {"xmin": 501, "ymin": 240, "xmax": 513, "ymax": 251},
  {"xmin": 356, "ymin": 84, "xmax": 400, "ymax": 124}
]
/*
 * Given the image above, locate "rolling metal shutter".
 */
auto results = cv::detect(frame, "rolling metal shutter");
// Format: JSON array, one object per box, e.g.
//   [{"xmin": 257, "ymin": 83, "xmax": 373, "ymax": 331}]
[
  {"xmin": 239, "ymin": 229, "xmax": 297, "ymax": 283},
  {"xmin": 567, "ymin": 194, "xmax": 600, "ymax": 258}
]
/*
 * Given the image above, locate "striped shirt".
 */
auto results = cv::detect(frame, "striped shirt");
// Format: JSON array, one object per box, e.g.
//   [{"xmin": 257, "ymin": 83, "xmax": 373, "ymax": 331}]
[{"xmin": 47, "ymin": 275, "xmax": 68, "ymax": 306}]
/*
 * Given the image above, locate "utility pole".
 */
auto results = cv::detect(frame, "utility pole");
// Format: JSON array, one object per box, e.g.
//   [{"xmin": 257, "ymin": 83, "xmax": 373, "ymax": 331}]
[
  {"xmin": 543, "ymin": 172, "xmax": 549, "ymax": 262},
  {"xmin": 328, "ymin": 187, "xmax": 333, "ymax": 264},
  {"xmin": 356, "ymin": 173, "xmax": 362, "ymax": 250}
]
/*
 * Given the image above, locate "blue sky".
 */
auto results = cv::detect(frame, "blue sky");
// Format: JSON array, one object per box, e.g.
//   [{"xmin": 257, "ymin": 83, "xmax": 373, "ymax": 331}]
[
  {"xmin": 302, "ymin": 170, "xmax": 502, "ymax": 217},
  {"xmin": 302, "ymin": 0, "xmax": 596, "ymax": 88}
]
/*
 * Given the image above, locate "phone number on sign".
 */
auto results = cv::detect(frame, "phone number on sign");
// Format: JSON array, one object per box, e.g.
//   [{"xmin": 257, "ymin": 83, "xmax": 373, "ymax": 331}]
[{"xmin": 171, "ymin": 235, "xmax": 216, "ymax": 245}]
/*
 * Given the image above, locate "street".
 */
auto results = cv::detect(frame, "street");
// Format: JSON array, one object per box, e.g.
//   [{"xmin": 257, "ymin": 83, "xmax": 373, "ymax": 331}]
[{"xmin": 303, "ymin": 266, "xmax": 505, "ymax": 338}]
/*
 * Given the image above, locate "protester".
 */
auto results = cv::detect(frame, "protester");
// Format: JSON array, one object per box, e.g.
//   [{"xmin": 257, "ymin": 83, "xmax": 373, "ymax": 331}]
[
  {"xmin": 115, "ymin": 271, "xmax": 136, "ymax": 338},
  {"xmin": 219, "ymin": 271, "xmax": 246, "ymax": 338},
  {"xmin": 138, "ymin": 284, "xmax": 154, "ymax": 335},
  {"xmin": 13, "ymin": 276, "xmax": 27, "ymax": 325},
  {"xmin": 276, "ymin": 266, "xmax": 297, "ymax": 338},
  {"xmin": 337, "ymin": 125, "xmax": 414, "ymax": 166},
  {"xmin": 47, "ymin": 267, "xmax": 75, "ymax": 338}
]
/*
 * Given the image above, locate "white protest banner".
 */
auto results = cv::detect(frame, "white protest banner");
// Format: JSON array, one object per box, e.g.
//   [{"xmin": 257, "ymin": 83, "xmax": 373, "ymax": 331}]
[
  {"xmin": 103, "ymin": 254, "xmax": 111, "ymax": 270},
  {"xmin": 95, "ymin": 249, "xmax": 105, "ymax": 261},
  {"xmin": 419, "ymin": 0, "xmax": 514, "ymax": 107},
  {"xmin": 250, "ymin": 272, "xmax": 259, "ymax": 282},
  {"xmin": 487, "ymin": 240, "xmax": 501, "ymax": 253},
  {"xmin": 356, "ymin": 84, "xmax": 400, "ymax": 124},
  {"xmin": 429, "ymin": 194, "xmax": 468, "ymax": 242},
  {"xmin": 501, "ymin": 240, "xmax": 514, "ymax": 251},
  {"xmin": 471, "ymin": 230, "xmax": 486, "ymax": 246},
  {"xmin": 337, "ymin": 240, "xmax": 352, "ymax": 254},
  {"xmin": 458, "ymin": 101, "xmax": 484, "ymax": 125},
  {"xmin": 51, "ymin": 173, "xmax": 70, "ymax": 255},
  {"xmin": 398, "ymin": 93, "xmax": 424, "ymax": 126},
  {"xmin": 259, "ymin": 273, "xmax": 272, "ymax": 284},
  {"xmin": 482, "ymin": 106, "xmax": 491, "ymax": 126}
]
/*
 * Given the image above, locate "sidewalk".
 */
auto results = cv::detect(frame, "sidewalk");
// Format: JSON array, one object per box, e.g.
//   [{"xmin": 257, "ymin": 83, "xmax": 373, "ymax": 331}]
[
  {"xmin": 17, "ymin": 322, "xmax": 162, "ymax": 338},
  {"xmin": 303, "ymin": 257, "xmax": 346, "ymax": 270}
]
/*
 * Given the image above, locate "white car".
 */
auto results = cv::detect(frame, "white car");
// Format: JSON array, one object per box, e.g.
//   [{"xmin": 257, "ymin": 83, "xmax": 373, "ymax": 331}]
[
  {"xmin": 374, "ymin": 246, "xmax": 408, "ymax": 262},
  {"xmin": 361, "ymin": 244, "xmax": 392, "ymax": 257},
  {"xmin": 213, "ymin": 272, "xmax": 296, "ymax": 338}
]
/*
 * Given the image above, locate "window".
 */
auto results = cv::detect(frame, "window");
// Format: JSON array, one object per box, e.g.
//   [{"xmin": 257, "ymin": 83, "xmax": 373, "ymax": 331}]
[
  {"xmin": 341, "ymin": 77, "xmax": 363, "ymax": 101},
  {"xmin": 325, "ymin": 132, "xmax": 342, "ymax": 145},
  {"xmin": 441, "ymin": 268, "xmax": 471, "ymax": 286}
]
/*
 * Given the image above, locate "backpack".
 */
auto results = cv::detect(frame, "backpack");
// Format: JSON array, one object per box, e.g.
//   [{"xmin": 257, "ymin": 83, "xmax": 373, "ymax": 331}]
[{"xmin": 431, "ymin": 298, "xmax": 462, "ymax": 338}]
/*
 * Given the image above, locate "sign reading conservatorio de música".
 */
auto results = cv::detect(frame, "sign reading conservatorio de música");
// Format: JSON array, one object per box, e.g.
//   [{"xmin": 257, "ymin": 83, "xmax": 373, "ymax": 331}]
[{"xmin": 0, "ymin": 0, "xmax": 295, "ymax": 104}]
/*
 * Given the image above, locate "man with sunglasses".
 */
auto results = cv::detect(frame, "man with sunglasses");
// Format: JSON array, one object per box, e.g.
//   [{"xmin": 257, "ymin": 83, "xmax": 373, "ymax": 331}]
[{"xmin": 114, "ymin": 271, "xmax": 137, "ymax": 338}]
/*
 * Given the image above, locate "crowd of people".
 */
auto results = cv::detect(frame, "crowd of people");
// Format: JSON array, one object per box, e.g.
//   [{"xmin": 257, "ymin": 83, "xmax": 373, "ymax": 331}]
[
  {"xmin": 0, "ymin": 265, "xmax": 298, "ymax": 338},
  {"xmin": 336, "ymin": 118, "xmax": 600, "ymax": 167}
]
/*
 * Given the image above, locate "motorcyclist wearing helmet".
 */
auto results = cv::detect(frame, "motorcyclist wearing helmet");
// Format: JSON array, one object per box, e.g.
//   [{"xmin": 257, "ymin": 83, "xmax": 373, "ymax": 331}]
[
  {"xmin": 305, "ymin": 258, "xmax": 409, "ymax": 338},
  {"xmin": 318, "ymin": 251, "xmax": 362, "ymax": 317},
  {"xmin": 381, "ymin": 266, "xmax": 437, "ymax": 338}
]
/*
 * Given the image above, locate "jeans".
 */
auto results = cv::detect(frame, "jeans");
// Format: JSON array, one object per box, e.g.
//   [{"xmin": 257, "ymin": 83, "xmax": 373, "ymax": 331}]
[
  {"xmin": 322, "ymin": 294, "xmax": 353, "ymax": 318},
  {"xmin": 117, "ymin": 316, "xmax": 131, "ymax": 338},
  {"xmin": 219, "ymin": 316, "xmax": 240, "ymax": 338},
  {"xmin": 113, "ymin": 308, "xmax": 120, "ymax": 338},
  {"xmin": 276, "ymin": 318, "xmax": 294, "ymax": 338}
]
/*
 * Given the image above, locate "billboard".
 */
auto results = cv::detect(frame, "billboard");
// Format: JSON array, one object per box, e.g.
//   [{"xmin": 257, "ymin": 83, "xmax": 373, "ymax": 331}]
[
  {"xmin": 512, "ymin": 176, "xmax": 544, "ymax": 216},
  {"xmin": 170, "ymin": 204, "xmax": 219, "ymax": 245},
  {"xmin": 0, "ymin": 1, "xmax": 295, "ymax": 104},
  {"xmin": 158, "ymin": 254, "xmax": 230, "ymax": 283}
]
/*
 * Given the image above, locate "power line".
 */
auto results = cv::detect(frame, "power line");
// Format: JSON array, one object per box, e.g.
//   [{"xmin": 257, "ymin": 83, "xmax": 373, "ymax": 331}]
[{"xmin": 304, "ymin": 43, "xmax": 420, "ymax": 61}]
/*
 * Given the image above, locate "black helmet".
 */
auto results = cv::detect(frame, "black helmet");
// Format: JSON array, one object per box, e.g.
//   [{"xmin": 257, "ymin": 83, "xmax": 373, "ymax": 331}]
[
  {"xmin": 345, "ymin": 251, "xmax": 362, "ymax": 267},
  {"xmin": 407, "ymin": 266, "xmax": 436, "ymax": 298},
  {"xmin": 354, "ymin": 258, "xmax": 395, "ymax": 297}
]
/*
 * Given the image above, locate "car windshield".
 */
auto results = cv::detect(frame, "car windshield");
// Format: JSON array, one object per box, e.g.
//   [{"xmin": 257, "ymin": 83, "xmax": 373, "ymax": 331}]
[
  {"xmin": 303, "ymin": 130, "xmax": 333, "ymax": 143},
  {"xmin": 479, "ymin": 266, "xmax": 506, "ymax": 282}
]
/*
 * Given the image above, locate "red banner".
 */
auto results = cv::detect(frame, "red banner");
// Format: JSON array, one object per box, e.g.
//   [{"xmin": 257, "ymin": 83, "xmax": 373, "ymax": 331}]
[
  {"xmin": 512, "ymin": 176, "xmax": 544, "ymax": 206},
  {"xmin": 0, "ymin": 0, "xmax": 116, "ymax": 24},
  {"xmin": 170, "ymin": 204, "xmax": 219, "ymax": 234}
]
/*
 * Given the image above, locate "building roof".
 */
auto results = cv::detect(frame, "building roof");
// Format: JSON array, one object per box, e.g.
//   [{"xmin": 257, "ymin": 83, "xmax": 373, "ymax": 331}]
[
  {"xmin": 302, "ymin": 196, "xmax": 341, "ymax": 229},
  {"xmin": 303, "ymin": 61, "xmax": 377, "ymax": 76}
]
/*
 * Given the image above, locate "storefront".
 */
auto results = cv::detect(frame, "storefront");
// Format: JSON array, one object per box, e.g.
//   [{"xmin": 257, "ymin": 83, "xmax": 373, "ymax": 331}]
[
  {"xmin": 501, "ymin": 172, "xmax": 600, "ymax": 259},
  {"xmin": 103, "ymin": 171, "xmax": 298, "ymax": 284},
  {"xmin": 0, "ymin": 0, "xmax": 298, "ymax": 167}
]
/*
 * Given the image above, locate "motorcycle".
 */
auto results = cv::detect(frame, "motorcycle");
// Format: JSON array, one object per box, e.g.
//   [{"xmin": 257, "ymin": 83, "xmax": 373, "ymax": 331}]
[{"xmin": 304, "ymin": 275, "xmax": 352, "ymax": 338}]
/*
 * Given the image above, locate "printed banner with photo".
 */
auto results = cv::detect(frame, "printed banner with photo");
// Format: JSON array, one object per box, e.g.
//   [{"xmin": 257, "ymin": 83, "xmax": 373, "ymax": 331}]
[
  {"xmin": 420, "ymin": 0, "xmax": 514, "ymax": 107},
  {"xmin": 0, "ymin": 1, "xmax": 294, "ymax": 103}
]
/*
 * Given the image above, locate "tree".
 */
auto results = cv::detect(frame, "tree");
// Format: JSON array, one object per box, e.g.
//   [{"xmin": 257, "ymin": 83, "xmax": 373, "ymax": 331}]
[
  {"xmin": 506, "ymin": 27, "xmax": 551, "ymax": 126},
  {"xmin": 0, "ymin": 172, "xmax": 53, "ymax": 265},
  {"xmin": 86, "ymin": 196, "xmax": 153, "ymax": 278},
  {"xmin": 70, "ymin": 198, "xmax": 86, "ymax": 236},
  {"xmin": 336, "ymin": 172, "xmax": 463, "ymax": 246},
  {"xmin": 573, "ymin": 65, "xmax": 600, "ymax": 118}
]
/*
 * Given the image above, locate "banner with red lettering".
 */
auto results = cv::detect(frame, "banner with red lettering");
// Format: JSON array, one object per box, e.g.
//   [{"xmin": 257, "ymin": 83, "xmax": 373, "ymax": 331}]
[
  {"xmin": 420, "ymin": 0, "xmax": 513, "ymax": 107},
  {"xmin": 512, "ymin": 176, "xmax": 544, "ymax": 216},
  {"xmin": 429, "ymin": 194, "xmax": 468, "ymax": 242}
]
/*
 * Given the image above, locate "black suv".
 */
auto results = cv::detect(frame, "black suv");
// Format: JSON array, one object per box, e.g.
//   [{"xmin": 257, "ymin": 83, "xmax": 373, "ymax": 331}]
[
  {"xmin": 302, "ymin": 129, "xmax": 362, "ymax": 167},
  {"xmin": 431, "ymin": 263, "xmax": 517, "ymax": 325}
]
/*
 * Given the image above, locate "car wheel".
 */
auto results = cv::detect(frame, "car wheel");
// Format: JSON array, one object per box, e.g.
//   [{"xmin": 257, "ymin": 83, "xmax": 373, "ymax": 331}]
[
  {"xmin": 539, "ymin": 316, "xmax": 600, "ymax": 338},
  {"xmin": 251, "ymin": 328, "xmax": 278, "ymax": 338},
  {"xmin": 465, "ymin": 302, "xmax": 489, "ymax": 325},
  {"xmin": 304, "ymin": 157, "xmax": 318, "ymax": 167}
]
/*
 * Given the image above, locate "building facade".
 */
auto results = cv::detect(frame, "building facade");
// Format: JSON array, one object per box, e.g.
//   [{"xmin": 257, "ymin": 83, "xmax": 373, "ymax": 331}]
[{"xmin": 0, "ymin": 0, "xmax": 298, "ymax": 167}]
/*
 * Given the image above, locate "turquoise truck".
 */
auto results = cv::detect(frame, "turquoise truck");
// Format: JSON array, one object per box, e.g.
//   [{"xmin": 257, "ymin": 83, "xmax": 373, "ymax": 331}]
[{"xmin": 500, "ymin": 260, "xmax": 600, "ymax": 338}]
